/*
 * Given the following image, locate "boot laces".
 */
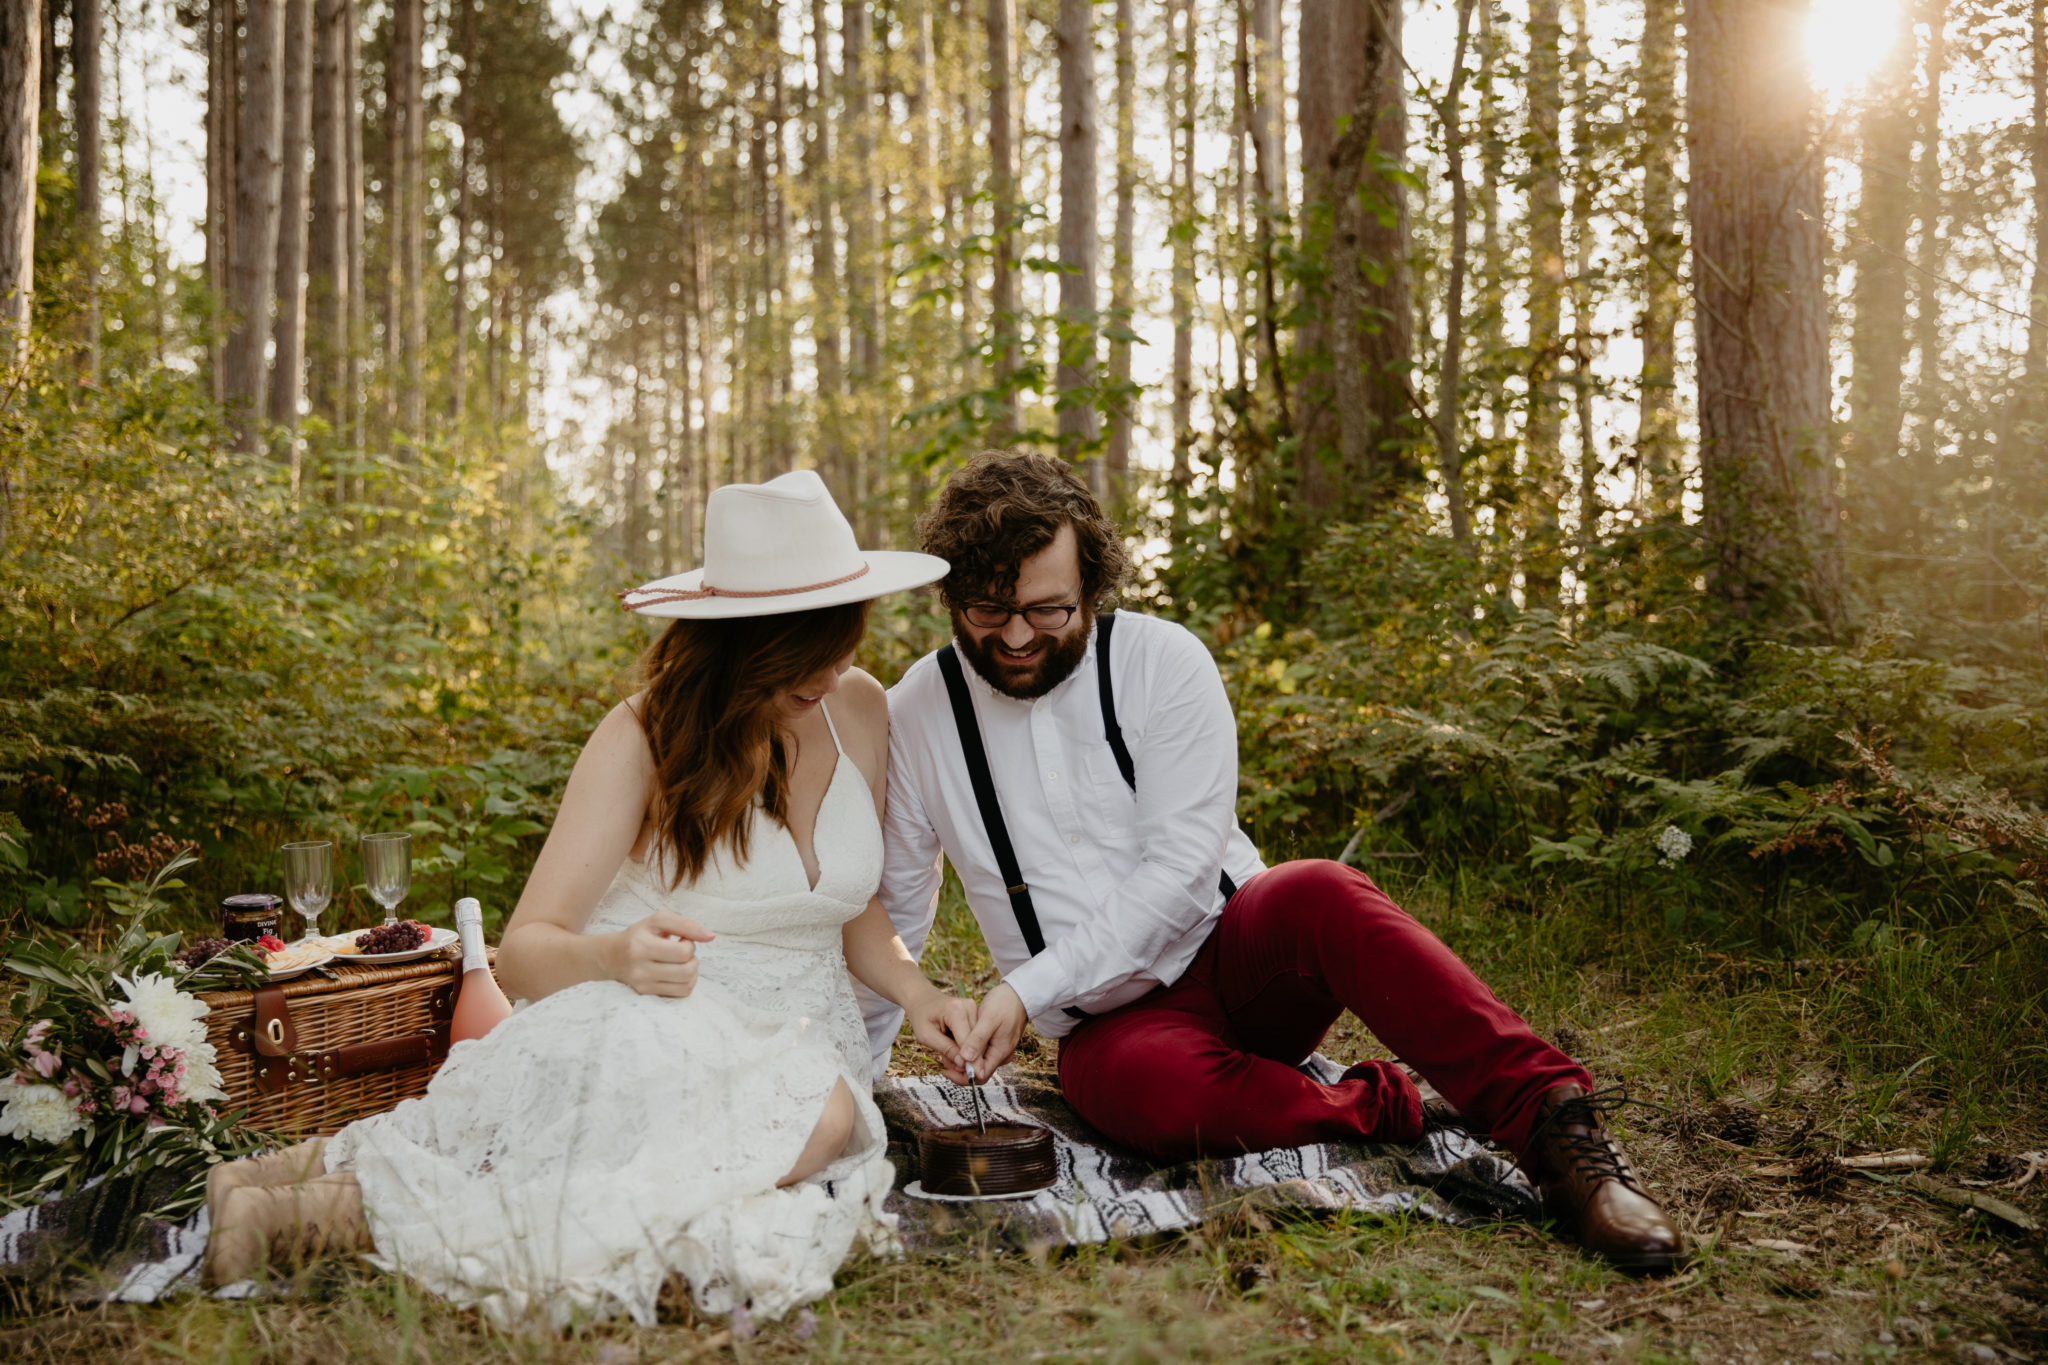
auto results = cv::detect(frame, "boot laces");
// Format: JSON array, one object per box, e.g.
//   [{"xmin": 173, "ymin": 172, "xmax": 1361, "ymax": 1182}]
[{"xmin": 1522, "ymin": 1085, "xmax": 1661, "ymax": 1192}]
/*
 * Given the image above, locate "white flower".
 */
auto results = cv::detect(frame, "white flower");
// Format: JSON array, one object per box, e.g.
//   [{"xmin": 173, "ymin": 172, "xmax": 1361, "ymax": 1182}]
[
  {"xmin": 114, "ymin": 972, "xmax": 212, "ymax": 1054},
  {"xmin": 0, "ymin": 1079, "xmax": 86, "ymax": 1145},
  {"xmin": 174, "ymin": 1039, "xmax": 228, "ymax": 1105},
  {"xmin": 1656, "ymin": 825, "xmax": 1694, "ymax": 866}
]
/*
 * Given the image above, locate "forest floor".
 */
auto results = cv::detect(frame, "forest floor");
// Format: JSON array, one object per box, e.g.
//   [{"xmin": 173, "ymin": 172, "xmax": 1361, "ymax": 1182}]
[{"xmin": 4, "ymin": 877, "xmax": 2043, "ymax": 1364}]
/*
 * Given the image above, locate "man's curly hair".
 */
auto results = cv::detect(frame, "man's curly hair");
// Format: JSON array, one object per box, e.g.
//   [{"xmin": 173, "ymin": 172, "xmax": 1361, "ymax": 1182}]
[{"xmin": 917, "ymin": 450, "xmax": 1133, "ymax": 613}]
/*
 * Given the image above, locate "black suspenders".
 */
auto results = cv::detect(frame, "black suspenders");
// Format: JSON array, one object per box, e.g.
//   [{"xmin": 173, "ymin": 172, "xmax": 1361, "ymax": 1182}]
[{"xmin": 935, "ymin": 612, "xmax": 1240, "ymax": 1020}]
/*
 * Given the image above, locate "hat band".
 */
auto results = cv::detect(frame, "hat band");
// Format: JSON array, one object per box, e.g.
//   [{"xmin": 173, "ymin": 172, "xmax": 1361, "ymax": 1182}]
[{"xmin": 618, "ymin": 563, "xmax": 872, "ymax": 610}]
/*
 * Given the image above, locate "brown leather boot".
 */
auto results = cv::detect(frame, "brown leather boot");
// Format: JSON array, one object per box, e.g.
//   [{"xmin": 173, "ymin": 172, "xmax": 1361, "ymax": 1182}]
[
  {"xmin": 1522, "ymin": 1084, "xmax": 1686, "ymax": 1275},
  {"xmin": 203, "ymin": 1171, "xmax": 370, "ymax": 1287}
]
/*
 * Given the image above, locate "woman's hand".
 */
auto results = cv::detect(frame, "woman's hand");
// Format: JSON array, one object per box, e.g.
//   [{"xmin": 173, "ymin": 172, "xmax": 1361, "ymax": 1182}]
[
  {"xmin": 904, "ymin": 990, "xmax": 979, "ymax": 1084},
  {"xmin": 608, "ymin": 911, "xmax": 716, "ymax": 997}
]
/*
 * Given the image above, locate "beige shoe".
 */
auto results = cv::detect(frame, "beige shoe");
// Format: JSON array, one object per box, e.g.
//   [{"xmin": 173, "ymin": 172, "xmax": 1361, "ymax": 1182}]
[
  {"xmin": 205, "ymin": 1138, "xmax": 329, "ymax": 1213},
  {"xmin": 202, "ymin": 1167, "xmax": 369, "ymax": 1287}
]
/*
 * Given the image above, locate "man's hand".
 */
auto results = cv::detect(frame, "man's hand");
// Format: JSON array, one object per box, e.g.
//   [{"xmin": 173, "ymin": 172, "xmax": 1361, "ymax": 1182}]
[
  {"xmin": 905, "ymin": 992, "xmax": 979, "ymax": 1084},
  {"xmin": 960, "ymin": 981, "xmax": 1028, "ymax": 1080}
]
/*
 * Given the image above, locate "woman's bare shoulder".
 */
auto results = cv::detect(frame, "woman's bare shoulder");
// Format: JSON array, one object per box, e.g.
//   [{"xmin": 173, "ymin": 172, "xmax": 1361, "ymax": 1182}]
[{"xmin": 581, "ymin": 696, "xmax": 656, "ymax": 775}]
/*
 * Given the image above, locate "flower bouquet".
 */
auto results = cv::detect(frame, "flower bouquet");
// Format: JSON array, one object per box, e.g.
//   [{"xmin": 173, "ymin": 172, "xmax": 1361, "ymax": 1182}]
[{"xmin": 1, "ymin": 850, "xmax": 274, "ymax": 1218}]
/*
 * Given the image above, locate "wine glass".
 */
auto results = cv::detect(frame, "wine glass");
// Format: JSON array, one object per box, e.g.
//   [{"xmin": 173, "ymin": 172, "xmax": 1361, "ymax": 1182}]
[
  {"xmin": 280, "ymin": 841, "xmax": 334, "ymax": 943},
  {"xmin": 360, "ymin": 832, "xmax": 412, "ymax": 928}
]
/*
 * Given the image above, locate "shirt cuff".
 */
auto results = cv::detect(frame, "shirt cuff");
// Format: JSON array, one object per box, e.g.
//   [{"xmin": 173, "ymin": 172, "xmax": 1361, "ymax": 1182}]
[{"xmin": 1001, "ymin": 953, "xmax": 1067, "ymax": 1023}]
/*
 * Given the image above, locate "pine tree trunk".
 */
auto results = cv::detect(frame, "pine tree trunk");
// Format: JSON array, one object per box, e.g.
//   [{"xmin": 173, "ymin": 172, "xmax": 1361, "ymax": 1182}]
[
  {"xmin": 1845, "ymin": 8, "xmax": 1915, "ymax": 535},
  {"xmin": 1104, "ymin": 0, "xmax": 1136, "ymax": 500},
  {"xmin": 1477, "ymin": 0, "xmax": 1505, "ymax": 445},
  {"xmin": 1172, "ymin": 0, "xmax": 1195, "ymax": 503},
  {"xmin": 225, "ymin": 0, "xmax": 287, "ymax": 452},
  {"xmin": 807, "ymin": 0, "xmax": 844, "ymax": 487},
  {"xmin": 1433, "ymin": 0, "xmax": 1476, "ymax": 546},
  {"xmin": 1524, "ymin": 0, "xmax": 1565, "ymax": 597},
  {"xmin": 841, "ymin": 0, "xmax": 879, "ymax": 525},
  {"xmin": 379, "ymin": 0, "xmax": 399, "ymax": 443},
  {"xmin": 1908, "ymin": 0, "xmax": 1945, "ymax": 473},
  {"xmin": 397, "ymin": 0, "xmax": 424, "ymax": 443},
  {"xmin": 342, "ymin": 0, "xmax": 362, "ymax": 451},
  {"xmin": 1688, "ymin": 0, "xmax": 1843, "ymax": 635},
  {"xmin": 2025, "ymin": 0, "xmax": 2047, "ymax": 429},
  {"xmin": 1568, "ymin": 0, "xmax": 1598, "ymax": 586},
  {"xmin": 986, "ymin": 0, "xmax": 1020, "ymax": 432},
  {"xmin": 450, "ymin": 0, "xmax": 472, "ymax": 433},
  {"xmin": 0, "ymin": 0, "xmax": 36, "ymax": 360},
  {"xmin": 1055, "ymin": 0, "xmax": 1101, "ymax": 466},
  {"xmin": 1637, "ymin": 0, "xmax": 1681, "ymax": 509},
  {"xmin": 307, "ymin": 0, "xmax": 348, "ymax": 427},
  {"xmin": 206, "ymin": 0, "xmax": 238, "ymax": 400},
  {"xmin": 1295, "ymin": 0, "xmax": 1412, "ymax": 515},
  {"xmin": 1249, "ymin": 0, "xmax": 1285, "ymax": 426},
  {"xmin": 268, "ymin": 0, "xmax": 313, "ymax": 438},
  {"xmin": 73, "ymin": 0, "xmax": 100, "ymax": 383}
]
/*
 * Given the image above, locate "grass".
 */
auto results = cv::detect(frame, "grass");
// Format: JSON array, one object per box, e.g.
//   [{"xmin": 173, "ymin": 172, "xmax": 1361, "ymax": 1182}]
[{"xmin": 5, "ymin": 869, "xmax": 2044, "ymax": 1363}]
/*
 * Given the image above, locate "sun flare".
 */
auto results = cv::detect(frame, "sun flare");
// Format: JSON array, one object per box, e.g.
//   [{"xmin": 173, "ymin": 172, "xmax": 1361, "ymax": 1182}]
[{"xmin": 1807, "ymin": 0, "xmax": 1903, "ymax": 95}]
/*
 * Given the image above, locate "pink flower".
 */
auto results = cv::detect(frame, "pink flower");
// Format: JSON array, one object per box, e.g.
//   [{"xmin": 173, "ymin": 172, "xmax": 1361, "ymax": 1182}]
[
  {"xmin": 128, "ymin": 1095, "xmax": 149, "ymax": 1115},
  {"xmin": 30, "ymin": 1051, "xmax": 59, "ymax": 1079},
  {"xmin": 61, "ymin": 1077, "xmax": 81, "ymax": 1098},
  {"xmin": 109, "ymin": 1085, "xmax": 131, "ymax": 1109},
  {"xmin": 24, "ymin": 1021, "xmax": 52, "ymax": 1045}
]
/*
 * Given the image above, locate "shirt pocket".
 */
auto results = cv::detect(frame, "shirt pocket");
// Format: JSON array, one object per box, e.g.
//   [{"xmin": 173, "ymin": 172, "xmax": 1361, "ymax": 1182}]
[{"xmin": 1079, "ymin": 748, "xmax": 1140, "ymax": 840}]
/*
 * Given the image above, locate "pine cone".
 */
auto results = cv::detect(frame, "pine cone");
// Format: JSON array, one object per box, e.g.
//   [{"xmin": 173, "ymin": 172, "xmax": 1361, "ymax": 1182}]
[
  {"xmin": 1968, "ymin": 1151, "xmax": 2023, "ymax": 1184},
  {"xmin": 1665, "ymin": 1104, "xmax": 1707, "ymax": 1143},
  {"xmin": 1690, "ymin": 1170, "xmax": 1751, "ymax": 1213},
  {"xmin": 1709, "ymin": 1101, "xmax": 1763, "ymax": 1147},
  {"xmin": 1793, "ymin": 1152, "xmax": 1846, "ymax": 1200}
]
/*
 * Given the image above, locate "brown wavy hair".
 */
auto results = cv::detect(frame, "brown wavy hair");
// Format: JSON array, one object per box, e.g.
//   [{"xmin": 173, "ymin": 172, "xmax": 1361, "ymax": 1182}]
[
  {"xmin": 917, "ymin": 449, "xmax": 1133, "ymax": 612},
  {"xmin": 631, "ymin": 600, "xmax": 869, "ymax": 886}
]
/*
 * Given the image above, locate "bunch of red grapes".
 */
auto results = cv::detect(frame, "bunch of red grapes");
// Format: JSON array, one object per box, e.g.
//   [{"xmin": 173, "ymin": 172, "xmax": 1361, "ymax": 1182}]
[
  {"xmin": 356, "ymin": 920, "xmax": 430, "ymax": 954},
  {"xmin": 176, "ymin": 937, "xmax": 234, "ymax": 967}
]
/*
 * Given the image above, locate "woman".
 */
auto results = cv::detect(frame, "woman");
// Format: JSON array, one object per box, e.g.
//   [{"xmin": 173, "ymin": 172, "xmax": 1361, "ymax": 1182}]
[{"xmin": 203, "ymin": 471, "xmax": 968, "ymax": 1327}]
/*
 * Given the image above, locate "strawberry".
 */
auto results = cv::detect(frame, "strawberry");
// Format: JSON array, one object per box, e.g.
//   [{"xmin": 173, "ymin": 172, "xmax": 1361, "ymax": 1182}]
[{"xmin": 256, "ymin": 933, "xmax": 287, "ymax": 955}]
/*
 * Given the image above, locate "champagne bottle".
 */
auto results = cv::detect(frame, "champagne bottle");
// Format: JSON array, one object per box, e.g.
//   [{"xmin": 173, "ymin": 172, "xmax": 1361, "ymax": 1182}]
[{"xmin": 449, "ymin": 898, "xmax": 513, "ymax": 1043}]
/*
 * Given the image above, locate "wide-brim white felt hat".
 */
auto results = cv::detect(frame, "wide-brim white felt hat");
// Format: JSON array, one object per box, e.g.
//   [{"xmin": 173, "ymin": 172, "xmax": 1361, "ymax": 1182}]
[{"xmin": 618, "ymin": 469, "xmax": 948, "ymax": 619}]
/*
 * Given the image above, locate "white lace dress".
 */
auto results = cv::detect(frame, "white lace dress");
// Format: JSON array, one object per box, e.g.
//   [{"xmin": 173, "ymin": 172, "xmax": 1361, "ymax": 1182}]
[{"xmin": 324, "ymin": 707, "xmax": 899, "ymax": 1328}]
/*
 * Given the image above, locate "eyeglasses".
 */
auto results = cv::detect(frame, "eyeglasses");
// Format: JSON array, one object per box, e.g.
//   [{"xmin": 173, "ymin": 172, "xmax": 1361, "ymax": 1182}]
[{"xmin": 961, "ymin": 603, "xmax": 1081, "ymax": 631}]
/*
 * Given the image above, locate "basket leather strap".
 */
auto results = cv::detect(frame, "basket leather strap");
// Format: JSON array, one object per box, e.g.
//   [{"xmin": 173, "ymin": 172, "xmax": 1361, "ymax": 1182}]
[{"xmin": 233, "ymin": 985, "xmax": 452, "ymax": 1092}]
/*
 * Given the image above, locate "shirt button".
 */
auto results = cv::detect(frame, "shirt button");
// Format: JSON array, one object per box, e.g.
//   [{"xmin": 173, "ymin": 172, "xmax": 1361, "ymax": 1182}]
[
  {"xmin": 1069, "ymin": 833, "xmax": 1082, "ymax": 845},
  {"xmin": 1046, "ymin": 770, "xmax": 1059, "ymax": 780}
]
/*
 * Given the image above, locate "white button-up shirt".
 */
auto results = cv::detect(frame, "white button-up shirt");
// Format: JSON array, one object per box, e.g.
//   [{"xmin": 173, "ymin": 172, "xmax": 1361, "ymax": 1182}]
[{"xmin": 868, "ymin": 612, "xmax": 1265, "ymax": 1060}]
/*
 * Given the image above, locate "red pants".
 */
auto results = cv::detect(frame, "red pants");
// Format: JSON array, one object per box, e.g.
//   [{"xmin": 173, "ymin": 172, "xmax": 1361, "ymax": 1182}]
[{"xmin": 1057, "ymin": 860, "xmax": 1590, "ymax": 1162}]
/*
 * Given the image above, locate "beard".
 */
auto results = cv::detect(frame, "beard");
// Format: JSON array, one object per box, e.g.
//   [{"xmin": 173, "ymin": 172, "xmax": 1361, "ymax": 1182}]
[{"xmin": 953, "ymin": 607, "xmax": 1095, "ymax": 701}]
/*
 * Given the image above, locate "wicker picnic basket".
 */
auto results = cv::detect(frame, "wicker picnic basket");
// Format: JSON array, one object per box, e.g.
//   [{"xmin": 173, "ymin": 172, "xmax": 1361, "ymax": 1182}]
[{"xmin": 197, "ymin": 948, "xmax": 497, "ymax": 1138}]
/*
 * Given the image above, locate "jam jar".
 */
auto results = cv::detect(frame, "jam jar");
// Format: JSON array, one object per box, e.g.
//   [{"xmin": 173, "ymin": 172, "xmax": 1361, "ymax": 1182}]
[{"xmin": 220, "ymin": 893, "xmax": 284, "ymax": 942}]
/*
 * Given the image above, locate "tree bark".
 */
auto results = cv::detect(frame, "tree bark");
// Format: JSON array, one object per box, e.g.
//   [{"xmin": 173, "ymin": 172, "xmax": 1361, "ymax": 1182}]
[
  {"xmin": 307, "ymin": 0, "xmax": 348, "ymax": 427},
  {"xmin": 1172, "ymin": 0, "xmax": 1195, "ymax": 505},
  {"xmin": 1688, "ymin": 0, "xmax": 1844, "ymax": 635},
  {"xmin": 1249, "ymin": 0, "xmax": 1285, "ymax": 426},
  {"xmin": 1105, "ymin": 0, "xmax": 1136, "ymax": 500},
  {"xmin": 73, "ymin": 0, "xmax": 100, "ymax": 382},
  {"xmin": 807, "ymin": 0, "xmax": 843, "ymax": 484},
  {"xmin": 1056, "ymin": 0, "xmax": 1101, "ymax": 464},
  {"xmin": 1525, "ymin": 0, "xmax": 1565, "ymax": 595},
  {"xmin": 0, "ymin": 0, "xmax": 37, "ymax": 360},
  {"xmin": 224, "ymin": 0, "xmax": 287, "ymax": 451},
  {"xmin": 2025, "ymin": 0, "xmax": 2047, "ymax": 431},
  {"xmin": 986, "ymin": 0, "xmax": 1020, "ymax": 431},
  {"xmin": 1844, "ymin": 5, "xmax": 1914, "ymax": 527},
  {"xmin": 206, "ymin": 0, "xmax": 238, "ymax": 400},
  {"xmin": 397, "ymin": 0, "xmax": 424, "ymax": 443},
  {"xmin": 1568, "ymin": 0, "xmax": 1598, "ymax": 585},
  {"xmin": 268, "ymin": 0, "xmax": 313, "ymax": 436},
  {"xmin": 1908, "ymin": 0, "xmax": 1945, "ymax": 471},
  {"xmin": 1432, "ymin": 0, "xmax": 1476, "ymax": 546},
  {"xmin": 450, "ymin": 0, "xmax": 472, "ymax": 432},
  {"xmin": 1295, "ymin": 0, "xmax": 1412, "ymax": 515},
  {"xmin": 1637, "ymin": 0, "xmax": 1681, "ymax": 509},
  {"xmin": 342, "ymin": 0, "xmax": 362, "ymax": 450},
  {"xmin": 841, "ymin": 0, "xmax": 879, "ymax": 526}
]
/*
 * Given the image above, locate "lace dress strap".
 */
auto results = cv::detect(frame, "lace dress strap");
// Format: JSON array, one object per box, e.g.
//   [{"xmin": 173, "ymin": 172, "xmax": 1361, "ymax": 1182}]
[{"xmin": 819, "ymin": 698, "xmax": 846, "ymax": 757}]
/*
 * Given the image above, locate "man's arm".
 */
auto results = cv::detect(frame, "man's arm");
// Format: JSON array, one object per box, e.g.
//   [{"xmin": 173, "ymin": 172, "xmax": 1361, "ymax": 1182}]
[
  {"xmin": 964, "ymin": 626, "xmax": 1239, "ymax": 1072},
  {"xmin": 878, "ymin": 681, "xmax": 946, "ymax": 958}
]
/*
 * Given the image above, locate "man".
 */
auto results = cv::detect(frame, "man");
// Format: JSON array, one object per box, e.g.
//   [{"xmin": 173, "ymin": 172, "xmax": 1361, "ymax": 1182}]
[{"xmin": 866, "ymin": 450, "xmax": 1685, "ymax": 1274}]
